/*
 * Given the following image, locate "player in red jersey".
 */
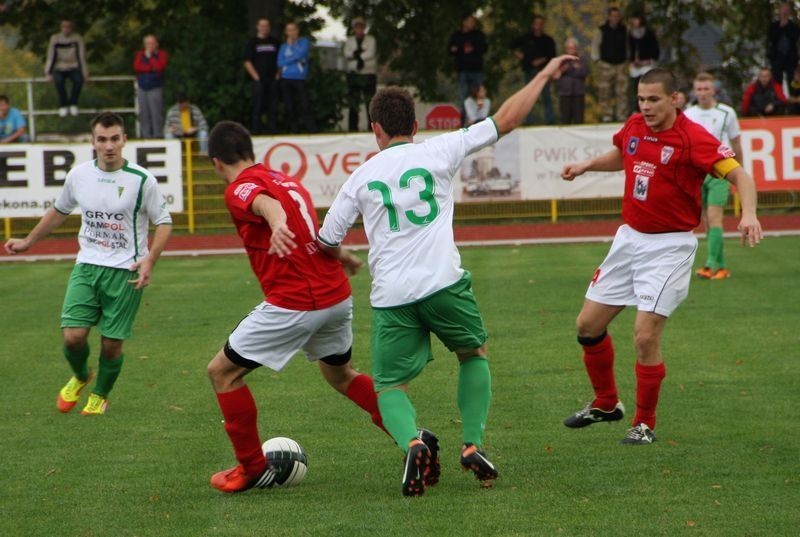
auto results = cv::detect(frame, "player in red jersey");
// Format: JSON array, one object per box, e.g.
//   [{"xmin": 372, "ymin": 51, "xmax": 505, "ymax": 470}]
[
  {"xmin": 560, "ymin": 68, "xmax": 762, "ymax": 444},
  {"xmin": 205, "ymin": 121, "xmax": 397, "ymax": 493}
]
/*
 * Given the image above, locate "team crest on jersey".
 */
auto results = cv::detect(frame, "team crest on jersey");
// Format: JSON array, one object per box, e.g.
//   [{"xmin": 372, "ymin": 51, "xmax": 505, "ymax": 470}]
[
  {"xmin": 234, "ymin": 182, "xmax": 258, "ymax": 201},
  {"xmin": 117, "ymin": 186, "xmax": 124, "ymax": 198},
  {"xmin": 660, "ymin": 146, "xmax": 674, "ymax": 164},
  {"xmin": 627, "ymin": 137, "xmax": 639, "ymax": 155},
  {"xmin": 717, "ymin": 144, "xmax": 735, "ymax": 159}
]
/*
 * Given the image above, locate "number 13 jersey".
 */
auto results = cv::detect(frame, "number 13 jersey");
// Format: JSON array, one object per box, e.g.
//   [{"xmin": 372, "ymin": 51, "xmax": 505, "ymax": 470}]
[{"xmin": 319, "ymin": 118, "xmax": 499, "ymax": 308}]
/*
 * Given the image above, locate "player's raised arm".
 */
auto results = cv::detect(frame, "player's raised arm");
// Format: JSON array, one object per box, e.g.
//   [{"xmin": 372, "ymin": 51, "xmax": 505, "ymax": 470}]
[
  {"xmin": 4, "ymin": 207, "xmax": 69, "ymax": 254},
  {"xmin": 720, "ymin": 166, "xmax": 762, "ymax": 247},
  {"xmin": 561, "ymin": 148, "xmax": 624, "ymax": 181},
  {"xmin": 492, "ymin": 54, "xmax": 577, "ymax": 135}
]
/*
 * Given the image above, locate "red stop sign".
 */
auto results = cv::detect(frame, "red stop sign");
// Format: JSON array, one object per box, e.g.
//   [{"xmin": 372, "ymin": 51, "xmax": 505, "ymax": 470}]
[{"xmin": 425, "ymin": 104, "xmax": 461, "ymax": 130}]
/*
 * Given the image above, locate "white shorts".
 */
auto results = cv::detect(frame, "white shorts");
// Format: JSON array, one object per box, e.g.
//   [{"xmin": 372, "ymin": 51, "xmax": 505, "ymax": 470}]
[
  {"xmin": 227, "ymin": 297, "xmax": 353, "ymax": 371},
  {"xmin": 585, "ymin": 225, "xmax": 697, "ymax": 317}
]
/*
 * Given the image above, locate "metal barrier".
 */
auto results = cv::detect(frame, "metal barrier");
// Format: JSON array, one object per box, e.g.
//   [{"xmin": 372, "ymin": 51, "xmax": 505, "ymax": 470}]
[{"xmin": 0, "ymin": 75, "xmax": 139, "ymax": 140}]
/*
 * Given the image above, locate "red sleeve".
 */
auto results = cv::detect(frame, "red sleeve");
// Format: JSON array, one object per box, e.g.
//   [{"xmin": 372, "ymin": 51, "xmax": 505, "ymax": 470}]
[
  {"xmin": 741, "ymin": 84, "xmax": 755, "ymax": 115},
  {"xmin": 773, "ymin": 81, "xmax": 787, "ymax": 103},
  {"xmin": 688, "ymin": 122, "xmax": 733, "ymax": 174},
  {"xmin": 612, "ymin": 123, "xmax": 627, "ymax": 150},
  {"xmin": 225, "ymin": 181, "xmax": 272, "ymax": 223},
  {"xmin": 149, "ymin": 50, "xmax": 168, "ymax": 73},
  {"xmin": 133, "ymin": 50, "xmax": 147, "ymax": 73}
]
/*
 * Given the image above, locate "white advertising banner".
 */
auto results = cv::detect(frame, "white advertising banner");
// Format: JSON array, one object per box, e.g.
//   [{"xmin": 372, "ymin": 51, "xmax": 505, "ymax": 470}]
[{"xmin": 0, "ymin": 141, "xmax": 184, "ymax": 217}]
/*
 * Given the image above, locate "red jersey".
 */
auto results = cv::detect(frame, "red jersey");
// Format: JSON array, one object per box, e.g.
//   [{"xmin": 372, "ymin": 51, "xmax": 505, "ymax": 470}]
[
  {"xmin": 613, "ymin": 110, "xmax": 735, "ymax": 233},
  {"xmin": 224, "ymin": 164, "xmax": 351, "ymax": 311}
]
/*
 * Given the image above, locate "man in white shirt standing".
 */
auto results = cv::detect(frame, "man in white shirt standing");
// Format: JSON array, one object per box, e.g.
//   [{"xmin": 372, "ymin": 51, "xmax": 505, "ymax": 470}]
[
  {"xmin": 4, "ymin": 112, "xmax": 172, "ymax": 415},
  {"xmin": 684, "ymin": 72, "xmax": 744, "ymax": 280},
  {"xmin": 317, "ymin": 54, "xmax": 576, "ymax": 497}
]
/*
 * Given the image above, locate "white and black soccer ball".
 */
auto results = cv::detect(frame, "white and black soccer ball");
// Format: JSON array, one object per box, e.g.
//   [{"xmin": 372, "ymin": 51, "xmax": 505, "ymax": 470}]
[{"xmin": 261, "ymin": 437, "xmax": 308, "ymax": 487}]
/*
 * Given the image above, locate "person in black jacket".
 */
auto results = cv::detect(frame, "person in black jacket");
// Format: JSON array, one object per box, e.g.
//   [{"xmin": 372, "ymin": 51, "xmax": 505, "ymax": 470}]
[
  {"xmin": 628, "ymin": 13, "xmax": 659, "ymax": 113},
  {"xmin": 511, "ymin": 14, "xmax": 556, "ymax": 124},
  {"xmin": 768, "ymin": 3, "xmax": 800, "ymax": 86},
  {"xmin": 244, "ymin": 18, "xmax": 280, "ymax": 134},
  {"xmin": 448, "ymin": 15, "xmax": 488, "ymax": 111}
]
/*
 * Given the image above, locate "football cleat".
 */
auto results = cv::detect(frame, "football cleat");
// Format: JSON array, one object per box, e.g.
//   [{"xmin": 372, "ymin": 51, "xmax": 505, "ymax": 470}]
[
  {"xmin": 402, "ymin": 439, "xmax": 432, "ymax": 497},
  {"xmin": 563, "ymin": 401, "xmax": 625, "ymax": 428},
  {"xmin": 460, "ymin": 443, "xmax": 498, "ymax": 483},
  {"xmin": 210, "ymin": 463, "xmax": 275, "ymax": 493},
  {"xmin": 695, "ymin": 267, "xmax": 714, "ymax": 279},
  {"xmin": 417, "ymin": 428, "xmax": 440, "ymax": 487},
  {"xmin": 80, "ymin": 393, "xmax": 108, "ymax": 416},
  {"xmin": 57, "ymin": 371, "xmax": 93, "ymax": 413},
  {"xmin": 620, "ymin": 423, "xmax": 657, "ymax": 445},
  {"xmin": 711, "ymin": 268, "xmax": 731, "ymax": 280}
]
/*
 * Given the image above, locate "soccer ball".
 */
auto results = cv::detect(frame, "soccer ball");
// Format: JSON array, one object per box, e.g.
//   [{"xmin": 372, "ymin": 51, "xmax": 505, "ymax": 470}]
[{"xmin": 261, "ymin": 436, "xmax": 308, "ymax": 487}]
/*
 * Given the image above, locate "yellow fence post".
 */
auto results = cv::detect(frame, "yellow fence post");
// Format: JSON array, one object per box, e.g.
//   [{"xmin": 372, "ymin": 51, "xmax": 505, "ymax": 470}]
[
  {"xmin": 4, "ymin": 217, "xmax": 10, "ymax": 241},
  {"xmin": 185, "ymin": 139, "xmax": 195, "ymax": 234},
  {"xmin": 550, "ymin": 199, "xmax": 558, "ymax": 223}
]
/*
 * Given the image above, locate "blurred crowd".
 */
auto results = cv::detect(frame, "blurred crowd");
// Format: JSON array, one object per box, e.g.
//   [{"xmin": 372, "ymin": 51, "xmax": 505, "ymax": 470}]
[{"xmin": 2, "ymin": 4, "xmax": 799, "ymax": 145}]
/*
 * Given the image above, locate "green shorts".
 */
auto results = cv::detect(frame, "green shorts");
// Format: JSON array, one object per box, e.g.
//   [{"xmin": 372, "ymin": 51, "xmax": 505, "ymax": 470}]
[
  {"xmin": 371, "ymin": 272, "xmax": 487, "ymax": 391},
  {"xmin": 61, "ymin": 263, "xmax": 143, "ymax": 340},
  {"xmin": 702, "ymin": 175, "xmax": 730, "ymax": 207}
]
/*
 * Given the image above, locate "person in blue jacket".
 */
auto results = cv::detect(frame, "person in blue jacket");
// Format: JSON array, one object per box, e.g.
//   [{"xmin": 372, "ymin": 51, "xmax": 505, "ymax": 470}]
[{"xmin": 278, "ymin": 22, "xmax": 317, "ymax": 133}]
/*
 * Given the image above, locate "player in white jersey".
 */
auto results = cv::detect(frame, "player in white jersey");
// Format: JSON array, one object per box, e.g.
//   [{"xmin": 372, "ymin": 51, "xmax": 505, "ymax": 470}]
[
  {"xmin": 684, "ymin": 72, "xmax": 744, "ymax": 280},
  {"xmin": 315, "ymin": 54, "xmax": 577, "ymax": 496},
  {"xmin": 4, "ymin": 112, "xmax": 172, "ymax": 415}
]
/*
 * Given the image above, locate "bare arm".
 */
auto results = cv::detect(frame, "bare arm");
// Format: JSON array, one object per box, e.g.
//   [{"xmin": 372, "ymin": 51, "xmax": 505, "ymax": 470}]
[
  {"xmin": 250, "ymin": 194, "xmax": 298, "ymax": 257},
  {"xmin": 128, "ymin": 223, "xmax": 173, "ymax": 289},
  {"xmin": 561, "ymin": 148, "xmax": 624, "ymax": 181},
  {"xmin": 731, "ymin": 135, "xmax": 744, "ymax": 166},
  {"xmin": 4, "ymin": 208, "xmax": 68, "ymax": 254},
  {"xmin": 244, "ymin": 60, "xmax": 259, "ymax": 81},
  {"xmin": 317, "ymin": 242, "xmax": 363, "ymax": 276},
  {"xmin": 492, "ymin": 54, "xmax": 577, "ymax": 135},
  {"xmin": 1, "ymin": 125, "xmax": 26, "ymax": 143},
  {"xmin": 724, "ymin": 166, "xmax": 762, "ymax": 247}
]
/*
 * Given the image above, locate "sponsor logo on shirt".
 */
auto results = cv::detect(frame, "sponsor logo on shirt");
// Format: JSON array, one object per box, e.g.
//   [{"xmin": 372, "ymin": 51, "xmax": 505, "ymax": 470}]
[
  {"xmin": 660, "ymin": 146, "xmax": 674, "ymax": 165},
  {"xmin": 633, "ymin": 175, "xmax": 649, "ymax": 201},
  {"xmin": 627, "ymin": 137, "xmax": 639, "ymax": 155},
  {"xmin": 234, "ymin": 182, "xmax": 258, "ymax": 201},
  {"xmin": 632, "ymin": 161, "xmax": 656, "ymax": 177},
  {"xmin": 717, "ymin": 144, "xmax": 735, "ymax": 159},
  {"xmin": 643, "ymin": 135, "xmax": 659, "ymax": 142}
]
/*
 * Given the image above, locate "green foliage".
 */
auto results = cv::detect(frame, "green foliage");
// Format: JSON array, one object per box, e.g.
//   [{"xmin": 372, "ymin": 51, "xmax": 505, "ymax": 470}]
[{"xmin": 1, "ymin": 238, "xmax": 799, "ymax": 535}]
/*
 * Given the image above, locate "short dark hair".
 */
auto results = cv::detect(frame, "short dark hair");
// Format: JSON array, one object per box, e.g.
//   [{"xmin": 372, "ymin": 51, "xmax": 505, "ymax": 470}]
[
  {"xmin": 369, "ymin": 87, "xmax": 415, "ymax": 137},
  {"xmin": 175, "ymin": 92, "xmax": 188, "ymax": 103},
  {"xmin": 532, "ymin": 14, "xmax": 545, "ymax": 23},
  {"xmin": 208, "ymin": 121, "xmax": 255, "ymax": 164},
  {"xmin": 90, "ymin": 112, "xmax": 125, "ymax": 133},
  {"xmin": 0, "ymin": 95, "xmax": 8, "ymax": 104},
  {"xmin": 608, "ymin": 7, "xmax": 621, "ymax": 15},
  {"xmin": 639, "ymin": 68, "xmax": 678, "ymax": 94}
]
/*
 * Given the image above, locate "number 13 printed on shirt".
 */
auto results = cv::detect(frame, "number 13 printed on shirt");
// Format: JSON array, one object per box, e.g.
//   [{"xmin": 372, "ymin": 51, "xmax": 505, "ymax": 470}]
[{"xmin": 367, "ymin": 168, "xmax": 440, "ymax": 231}]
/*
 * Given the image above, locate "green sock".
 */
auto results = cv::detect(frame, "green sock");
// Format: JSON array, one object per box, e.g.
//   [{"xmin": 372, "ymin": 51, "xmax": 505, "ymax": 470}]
[
  {"xmin": 63, "ymin": 344, "xmax": 90, "ymax": 380},
  {"xmin": 377, "ymin": 389, "xmax": 418, "ymax": 453},
  {"xmin": 458, "ymin": 357, "xmax": 492, "ymax": 449},
  {"xmin": 707, "ymin": 227, "xmax": 724, "ymax": 270},
  {"xmin": 93, "ymin": 354, "xmax": 124, "ymax": 397}
]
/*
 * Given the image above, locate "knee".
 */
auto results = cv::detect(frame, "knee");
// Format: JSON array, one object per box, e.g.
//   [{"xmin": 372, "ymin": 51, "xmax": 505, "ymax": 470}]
[
  {"xmin": 63, "ymin": 333, "xmax": 86, "ymax": 351},
  {"xmin": 456, "ymin": 344, "xmax": 487, "ymax": 363},
  {"xmin": 576, "ymin": 314, "xmax": 603, "ymax": 339},
  {"xmin": 634, "ymin": 329, "xmax": 659, "ymax": 354}
]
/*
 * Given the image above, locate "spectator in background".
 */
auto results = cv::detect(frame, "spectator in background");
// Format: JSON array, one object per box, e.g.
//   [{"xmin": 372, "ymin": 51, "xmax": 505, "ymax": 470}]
[
  {"xmin": 767, "ymin": 3, "xmax": 800, "ymax": 87},
  {"xmin": 45, "ymin": 19, "xmax": 89, "ymax": 117},
  {"xmin": 278, "ymin": 22, "xmax": 316, "ymax": 133},
  {"xmin": 556, "ymin": 37, "xmax": 588, "ymax": 125},
  {"xmin": 134, "ymin": 34, "xmax": 168, "ymax": 139},
  {"xmin": 742, "ymin": 67, "xmax": 787, "ymax": 117},
  {"xmin": 464, "ymin": 83, "xmax": 490, "ymax": 126},
  {"xmin": 344, "ymin": 17, "xmax": 377, "ymax": 132},
  {"xmin": 675, "ymin": 90, "xmax": 688, "ymax": 110},
  {"xmin": 164, "ymin": 93, "xmax": 209, "ymax": 152},
  {"xmin": 448, "ymin": 15, "xmax": 488, "ymax": 111},
  {"xmin": 592, "ymin": 7, "xmax": 628, "ymax": 122},
  {"xmin": 511, "ymin": 14, "xmax": 556, "ymax": 124},
  {"xmin": 627, "ymin": 13, "xmax": 659, "ymax": 113},
  {"xmin": 787, "ymin": 65, "xmax": 800, "ymax": 114},
  {"xmin": 244, "ymin": 17, "xmax": 280, "ymax": 135},
  {"xmin": 0, "ymin": 95, "xmax": 28, "ymax": 143}
]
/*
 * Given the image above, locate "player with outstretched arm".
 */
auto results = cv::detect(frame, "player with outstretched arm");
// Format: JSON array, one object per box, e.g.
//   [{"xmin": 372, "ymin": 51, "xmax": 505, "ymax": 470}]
[{"xmin": 560, "ymin": 68, "xmax": 762, "ymax": 444}]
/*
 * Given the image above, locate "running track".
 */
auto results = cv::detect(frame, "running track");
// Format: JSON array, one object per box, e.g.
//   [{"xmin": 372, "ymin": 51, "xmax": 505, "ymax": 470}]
[{"xmin": 2, "ymin": 214, "xmax": 799, "ymax": 262}]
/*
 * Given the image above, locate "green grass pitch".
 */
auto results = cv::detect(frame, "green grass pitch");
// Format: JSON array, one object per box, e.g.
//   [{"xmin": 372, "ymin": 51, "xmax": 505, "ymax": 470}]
[{"xmin": 1, "ymin": 236, "xmax": 798, "ymax": 536}]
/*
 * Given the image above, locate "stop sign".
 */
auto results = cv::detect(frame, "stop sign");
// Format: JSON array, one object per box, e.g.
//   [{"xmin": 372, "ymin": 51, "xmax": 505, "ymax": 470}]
[{"xmin": 425, "ymin": 104, "xmax": 461, "ymax": 130}]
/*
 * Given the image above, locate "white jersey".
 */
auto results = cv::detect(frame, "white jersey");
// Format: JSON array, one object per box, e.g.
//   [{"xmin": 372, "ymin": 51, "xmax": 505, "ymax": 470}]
[
  {"xmin": 319, "ymin": 118, "xmax": 499, "ymax": 307},
  {"xmin": 683, "ymin": 102, "xmax": 740, "ymax": 146},
  {"xmin": 54, "ymin": 159, "xmax": 172, "ymax": 269}
]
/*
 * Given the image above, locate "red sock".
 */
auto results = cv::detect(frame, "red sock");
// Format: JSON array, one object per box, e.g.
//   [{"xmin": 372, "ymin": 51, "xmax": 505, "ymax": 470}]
[
  {"xmin": 216, "ymin": 385, "xmax": 266, "ymax": 475},
  {"xmin": 582, "ymin": 333, "xmax": 619, "ymax": 410},
  {"xmin": 633, "ymin": 361, "xmax": 666, "ymax": 430},
  {"xmin": 345, "ymin": 374, "xmax": 387, "ymax": 434}
]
